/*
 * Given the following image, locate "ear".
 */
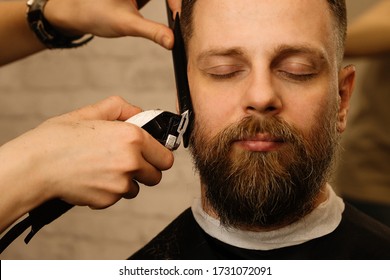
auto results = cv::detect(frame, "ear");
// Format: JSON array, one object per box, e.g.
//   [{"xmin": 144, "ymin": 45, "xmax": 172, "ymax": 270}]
[{"xmin": 337, "ymin": 65, "xmax": 356, "ymax": 133}]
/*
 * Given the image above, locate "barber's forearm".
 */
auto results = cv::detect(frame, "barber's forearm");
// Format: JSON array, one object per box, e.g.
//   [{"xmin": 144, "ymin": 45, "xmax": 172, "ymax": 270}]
[
  {"xmin": 0, "ymin": 142, "xmax": 49, "ymax": 234},
  {"xmin": 345, "ymin": 0, "xmax": 390, "ymax": 57},
  {"xmin": 345, "ymin": 21, "xmax": 390, "ymax": 57},
  {"xmin": 346, "ymin": 33, "xmax": 390, "ymax": 57},
  {"xmin": 0, "ymin": 1, "xmax": 45, "ymax": 66}
]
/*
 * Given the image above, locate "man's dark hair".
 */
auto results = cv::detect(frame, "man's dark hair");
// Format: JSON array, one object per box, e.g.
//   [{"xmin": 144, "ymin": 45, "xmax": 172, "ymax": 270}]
[
  {"xmin": 327, "ymin": 0, "xmax": 347, "ymax": 62},
  {"xmin": 180, "ymin": 0, "xmax": 196, "ymax": 47},
  {"xmin": 181, "ymin": 0, "xmax": 347, "ymax": 63}
]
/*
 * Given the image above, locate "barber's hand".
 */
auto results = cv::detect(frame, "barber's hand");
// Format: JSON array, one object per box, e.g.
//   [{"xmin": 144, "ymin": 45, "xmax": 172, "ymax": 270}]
[
  {"xmin": 4, "ymin": 96, "xmax": 174, "ymax": 210},
  {"xmin": 44, "ymin": 0, "xmax": 183, "ymax": 49}
]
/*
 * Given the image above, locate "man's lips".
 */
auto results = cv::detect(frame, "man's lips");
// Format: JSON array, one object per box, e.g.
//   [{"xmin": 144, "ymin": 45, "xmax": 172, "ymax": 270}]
[{"xmin": 233, "ymin": 133, "xmax": 285, "ymax": 152}]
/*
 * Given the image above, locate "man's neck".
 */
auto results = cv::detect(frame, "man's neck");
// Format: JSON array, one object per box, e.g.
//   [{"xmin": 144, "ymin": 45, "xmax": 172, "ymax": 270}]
[{"xmin": 192, "ymin": 184, "xmax": 344, "ymax": 250}]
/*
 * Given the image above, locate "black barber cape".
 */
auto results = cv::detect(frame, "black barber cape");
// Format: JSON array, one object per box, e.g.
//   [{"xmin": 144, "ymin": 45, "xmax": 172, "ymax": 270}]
[{"xmin": 129, "ymin": 203, "xmax": 390, "ymax": 260}]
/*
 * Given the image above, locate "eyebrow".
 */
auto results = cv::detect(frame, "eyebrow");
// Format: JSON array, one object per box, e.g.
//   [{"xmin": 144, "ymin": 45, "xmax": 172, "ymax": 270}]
[
  {"xmin": 196, "ymin": 47, "xmax": 247, "ymax": 63},
  {"xmin": 271, "ymin": 44, "xmax": 328, "ymax": 63}
]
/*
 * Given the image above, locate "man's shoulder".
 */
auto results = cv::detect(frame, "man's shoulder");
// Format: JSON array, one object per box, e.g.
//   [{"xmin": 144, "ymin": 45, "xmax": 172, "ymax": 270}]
[
  {"xmin": 341, "ymin": 202, "xmax": 390, "ymax": 239},
  {"xmin": 128, "ymin": 208, "xmax": 217, "ymax": 260},
  {"xmin": 323, "ymin": 202, "xmax": 390, "ymax": 258}
]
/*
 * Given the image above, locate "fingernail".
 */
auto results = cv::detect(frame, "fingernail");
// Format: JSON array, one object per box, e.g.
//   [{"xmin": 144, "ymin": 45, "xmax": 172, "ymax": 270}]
[{"xmin": 162, "ymin": 35, "xmax": 173, "ymax": 49}]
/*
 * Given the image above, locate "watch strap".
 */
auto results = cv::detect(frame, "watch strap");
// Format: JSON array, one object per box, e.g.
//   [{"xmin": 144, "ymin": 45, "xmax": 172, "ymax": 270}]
[{"xmin": 26, "ymin": 0, "xmax": 93, "ymax": 49}]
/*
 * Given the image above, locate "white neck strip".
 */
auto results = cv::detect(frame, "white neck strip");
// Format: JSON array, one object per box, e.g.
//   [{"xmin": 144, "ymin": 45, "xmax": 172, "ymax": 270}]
[{"xmin": 191, "ymin": 184, "xmax": 344, "ymax": 250}]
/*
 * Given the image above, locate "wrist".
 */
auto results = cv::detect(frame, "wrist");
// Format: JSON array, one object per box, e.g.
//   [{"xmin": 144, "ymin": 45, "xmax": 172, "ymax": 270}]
[
  {"xmin": 0, "ymin": 141, "xmax": 51, "ymax": 231},
  {"xmin": 26, "ymin": 0, "xmax": 93, "ymax": 49},
  {"xmin": 43, "ymin": 0, "xmax": 84, "ymax": 37}
]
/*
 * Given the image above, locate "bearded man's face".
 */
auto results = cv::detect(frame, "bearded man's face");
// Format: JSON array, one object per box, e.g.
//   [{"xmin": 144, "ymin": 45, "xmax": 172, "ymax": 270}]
[{"xmin": 184, "ymin": 0, "xmax": 354, "ymax": 230}]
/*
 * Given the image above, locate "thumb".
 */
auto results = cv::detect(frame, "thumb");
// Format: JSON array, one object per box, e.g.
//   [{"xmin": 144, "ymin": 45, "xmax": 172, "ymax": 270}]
[
  {"xmin": 131, "ymin": 16, "xmax": 174, "ymax": 49},
  {"xmin": 69, "ymin": 96, "xmax": 142, "ymax": 121}
]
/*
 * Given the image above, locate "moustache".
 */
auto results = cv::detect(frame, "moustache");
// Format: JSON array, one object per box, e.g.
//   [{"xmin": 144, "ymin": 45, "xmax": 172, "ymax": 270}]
[{"xmin": 214, "ymin": 116, "xmax": 303, "ymax": 148}]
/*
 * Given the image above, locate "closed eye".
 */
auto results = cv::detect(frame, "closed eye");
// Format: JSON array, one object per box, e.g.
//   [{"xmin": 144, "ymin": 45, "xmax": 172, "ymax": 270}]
[
  {"xmin": 275, "ymin": 60, "xmax": 319, "ymax": 82},
  {"xmin": 209, "ymin": 71, "xmax": 243, "ymax": 80},
  {"xmin": 278, "ymin": 71, "xmax": 317, "ymax": 82},
  {"xmin": 204, "ymin": 65, "xmax": 245, "ymax": 80}
]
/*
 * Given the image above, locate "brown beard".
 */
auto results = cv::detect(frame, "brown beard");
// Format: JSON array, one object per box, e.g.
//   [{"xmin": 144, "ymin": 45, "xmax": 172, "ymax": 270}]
[{"xmin": 189, "ymin": 108, "xmax": 339, "ymax": 229}]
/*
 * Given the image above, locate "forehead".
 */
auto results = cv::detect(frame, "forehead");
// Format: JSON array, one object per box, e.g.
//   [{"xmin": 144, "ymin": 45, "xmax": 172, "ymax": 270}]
[{"xmin": 188, "ymin": 0, "xmax": 336, "ymax": 63}]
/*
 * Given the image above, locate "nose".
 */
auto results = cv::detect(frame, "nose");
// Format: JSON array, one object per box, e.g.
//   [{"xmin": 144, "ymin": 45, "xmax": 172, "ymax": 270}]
[{"xmin": 241, "ymin": 69, "xmax": 282, "ymax": 117}]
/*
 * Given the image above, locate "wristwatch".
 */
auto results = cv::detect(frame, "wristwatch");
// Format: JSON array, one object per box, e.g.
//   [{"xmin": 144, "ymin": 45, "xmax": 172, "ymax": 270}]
[{"xmin": 26, "ymin": 0, "xmax": 93, "ymax": 49}]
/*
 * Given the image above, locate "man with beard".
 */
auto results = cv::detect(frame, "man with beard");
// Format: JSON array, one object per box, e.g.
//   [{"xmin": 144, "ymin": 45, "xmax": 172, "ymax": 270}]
[{"xmin": 130, "ymin": 0, "xmax": 390, "ymax": 259}]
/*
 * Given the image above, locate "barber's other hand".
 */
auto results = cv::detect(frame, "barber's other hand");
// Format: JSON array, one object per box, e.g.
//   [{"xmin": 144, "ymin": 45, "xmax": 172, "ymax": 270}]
[{"xmin": 44, "ymin": 0, "xmax": 183, "ymax": 49}]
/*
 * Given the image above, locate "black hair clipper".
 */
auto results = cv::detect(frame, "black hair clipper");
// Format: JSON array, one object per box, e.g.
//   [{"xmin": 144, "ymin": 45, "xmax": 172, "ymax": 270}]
[{"xmin": 126, "ymin": 110, "xmax": 189, "ymax": 151}]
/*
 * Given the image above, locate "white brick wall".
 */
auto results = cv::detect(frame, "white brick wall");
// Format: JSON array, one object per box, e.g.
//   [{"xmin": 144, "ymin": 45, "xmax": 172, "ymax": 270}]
[{"xmin": 0, "ymin": 0, "xmax": 199, "ymax": 259}]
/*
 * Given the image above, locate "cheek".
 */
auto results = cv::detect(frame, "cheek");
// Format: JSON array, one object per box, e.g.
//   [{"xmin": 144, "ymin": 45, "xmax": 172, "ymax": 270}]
[
  {"xmin": 189, "ymin": 69, "xmax": 240, "ymax": 138},
  {"xmin": 281, "ymin": 86, "xmax": 336, "ymax": 136},
  {"xmin": 191, "ymin": 89, "xmax": 234, "ymax": 137}
]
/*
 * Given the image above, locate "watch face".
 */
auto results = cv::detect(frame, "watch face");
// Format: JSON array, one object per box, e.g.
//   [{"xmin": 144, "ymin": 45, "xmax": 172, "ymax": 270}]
[
  {"xmin": 26, "ymin": 0, "xmax": 35, "ymax": 7},
  {"xmin": 27, "ymin": 0, "xmax": 46, "ymax": 11}
]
